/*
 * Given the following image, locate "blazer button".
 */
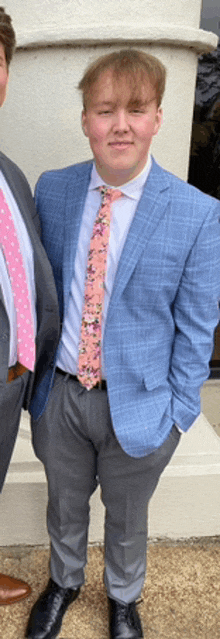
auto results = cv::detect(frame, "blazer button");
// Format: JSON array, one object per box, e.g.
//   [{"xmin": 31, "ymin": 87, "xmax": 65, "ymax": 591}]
[{"xmin": 0, "ymin": 332, "xmax": 9, "ymax": 342}]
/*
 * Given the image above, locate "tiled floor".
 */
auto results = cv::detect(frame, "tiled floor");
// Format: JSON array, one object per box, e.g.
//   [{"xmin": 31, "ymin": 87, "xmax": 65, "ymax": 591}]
[{"xmin": 0, "ymin": 539, "xmax": 220, "ymax": 638}]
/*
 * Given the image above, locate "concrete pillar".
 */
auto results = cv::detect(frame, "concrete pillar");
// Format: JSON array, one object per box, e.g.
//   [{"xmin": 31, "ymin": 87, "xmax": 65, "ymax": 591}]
[
  {"xmin": 1, "ymin": 0, "xmax": 217, "ymax": 187},
  {"xmin": 0, "ymin": 0, "xmax": 219, "ymax": 544}
]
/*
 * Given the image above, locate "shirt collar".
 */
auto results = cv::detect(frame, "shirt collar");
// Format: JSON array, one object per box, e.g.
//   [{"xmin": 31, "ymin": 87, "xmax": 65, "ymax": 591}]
[{"xmin": 89, "ymin": 155, "xmax": 152, "ymax": 201}]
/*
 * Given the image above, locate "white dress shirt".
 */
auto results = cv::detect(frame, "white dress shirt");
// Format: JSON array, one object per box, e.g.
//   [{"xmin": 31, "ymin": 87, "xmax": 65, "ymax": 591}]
[
  {"xmin": 57, "ymin": 156, "xmax": 152, "ymax": 376},
  {"xmin": 0, "ymin": 171, "xmax": 36, "ymax": 367}
]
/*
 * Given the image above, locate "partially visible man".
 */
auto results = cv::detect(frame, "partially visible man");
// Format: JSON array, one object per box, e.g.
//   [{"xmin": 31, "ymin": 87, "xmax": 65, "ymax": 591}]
[
  {"xmin": 26, "ymin": 49, "xmax": 220, "ymax": 639},
  {"xmin": 0, "ymin": 7, "xmax": 59, "ymax": 605}
]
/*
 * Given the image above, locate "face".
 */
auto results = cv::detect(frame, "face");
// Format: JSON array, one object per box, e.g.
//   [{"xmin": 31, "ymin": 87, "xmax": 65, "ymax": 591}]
[
  {"xmin": 0, "ymin": 42, "xmax": 8, "ymax": 107},
  {"xmin": 82, "ymin": 71, "xmax": 162, "ymax": 186}
]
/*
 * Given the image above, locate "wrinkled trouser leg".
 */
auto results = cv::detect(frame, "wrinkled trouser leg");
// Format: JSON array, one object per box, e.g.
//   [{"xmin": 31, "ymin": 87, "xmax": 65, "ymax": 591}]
[{"xmin": 32, "ymin": 372, "xmax": 180, "ymax": 600}]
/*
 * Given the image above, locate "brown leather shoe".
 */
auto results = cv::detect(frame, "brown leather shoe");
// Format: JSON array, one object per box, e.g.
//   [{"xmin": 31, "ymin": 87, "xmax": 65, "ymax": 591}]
[{"xmin": 0, "ymin": 573, "xmax": 31, "ymax": 605}]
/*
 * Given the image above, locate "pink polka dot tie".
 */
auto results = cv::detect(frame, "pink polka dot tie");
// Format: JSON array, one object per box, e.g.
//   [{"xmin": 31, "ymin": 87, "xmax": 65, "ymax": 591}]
[
  {"xmin": 78, "ymin": 186, "xmax": 122, "ymax": 390},
  {"xmin": 0, "ymin": 189, "xmax": 35, "ymax": 371}
]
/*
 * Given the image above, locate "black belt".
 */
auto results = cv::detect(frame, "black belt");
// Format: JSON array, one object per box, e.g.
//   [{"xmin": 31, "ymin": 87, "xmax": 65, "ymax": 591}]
[{"xmin": 56, "ymin": 367, "xmax": 107, "ymax": 390}]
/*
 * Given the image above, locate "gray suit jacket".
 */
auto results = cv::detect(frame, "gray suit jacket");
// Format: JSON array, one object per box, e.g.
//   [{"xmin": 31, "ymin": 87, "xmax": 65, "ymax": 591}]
[{"xmin": 0, "ymin": 151, "xmax": 59, "ymax": 410}]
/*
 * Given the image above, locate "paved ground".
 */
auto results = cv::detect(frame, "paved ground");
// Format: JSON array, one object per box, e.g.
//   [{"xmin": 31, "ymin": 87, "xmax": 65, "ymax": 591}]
[{"xmin": 0, "ymin": 538, "xmax": 220, "ymax": 638}]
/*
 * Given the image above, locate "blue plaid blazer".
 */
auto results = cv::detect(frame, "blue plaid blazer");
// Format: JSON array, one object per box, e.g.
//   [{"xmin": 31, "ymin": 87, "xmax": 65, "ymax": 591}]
[{"xmin": 30, "ymin": 158, "xmax": 220, "ymax": 458}]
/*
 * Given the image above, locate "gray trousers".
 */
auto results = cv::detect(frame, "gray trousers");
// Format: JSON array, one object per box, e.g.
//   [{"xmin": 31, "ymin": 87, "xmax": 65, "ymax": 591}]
[
  {"xmin": 32, "ymin": 370, "xmax": 180, "ymax": 604},
  {"xmin": 0, "ymin": 371, "xmax": 29, "ymax": 492}
]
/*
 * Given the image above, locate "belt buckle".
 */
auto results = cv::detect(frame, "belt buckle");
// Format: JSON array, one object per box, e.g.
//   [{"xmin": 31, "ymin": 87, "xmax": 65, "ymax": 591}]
[{"xmin": 7, "ymin": 361, "xmax": 28, "ymax": 383}]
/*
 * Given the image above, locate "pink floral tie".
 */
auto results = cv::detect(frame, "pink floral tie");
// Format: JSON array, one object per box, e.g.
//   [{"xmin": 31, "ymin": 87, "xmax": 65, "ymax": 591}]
[
  {"xmin": 0, "ymin": 189, "xmax": 35, "ymax": 371},
  {"xmin": 78, "ymin": 186, "xmax": 122, "ymax": 390}
]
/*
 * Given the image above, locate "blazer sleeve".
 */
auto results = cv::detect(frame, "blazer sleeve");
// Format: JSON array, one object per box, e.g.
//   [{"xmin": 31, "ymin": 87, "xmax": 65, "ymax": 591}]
[{"xmin": 168, "ymin": 198, "xmax": 220, "ymax": 431}]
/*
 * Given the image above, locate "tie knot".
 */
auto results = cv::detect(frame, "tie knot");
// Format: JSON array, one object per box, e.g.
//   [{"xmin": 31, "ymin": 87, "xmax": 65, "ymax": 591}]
[{"xmin": 99, "ymin": 186, "xmax": 122, "ymax": 205}]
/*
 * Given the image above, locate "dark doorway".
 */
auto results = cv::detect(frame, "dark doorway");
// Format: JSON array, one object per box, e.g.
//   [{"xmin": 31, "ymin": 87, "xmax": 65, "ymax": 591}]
[{"xmin": 188, "ymin": 3, "xmax": 220, "ymax": 376}]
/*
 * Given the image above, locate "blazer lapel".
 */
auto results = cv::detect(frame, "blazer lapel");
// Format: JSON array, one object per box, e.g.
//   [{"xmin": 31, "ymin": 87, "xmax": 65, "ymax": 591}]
[
  {"xmin": 62, "ymin": 162, "xmax": 92, "ymax": 312},
  {"xmin": 107, "ymin": 160, "xmax": 170, "ymax": 321},
  {"xmin": 0, "ymin": 153, "xmax": 59, "ymax": 300},
  {"xmin": 0, "ymin": 153, "xmax": 37, "ymax": 240}
]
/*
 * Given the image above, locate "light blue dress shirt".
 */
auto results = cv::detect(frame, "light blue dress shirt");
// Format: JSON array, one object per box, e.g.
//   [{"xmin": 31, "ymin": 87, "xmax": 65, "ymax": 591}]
[{"xmin": 57, "ymin": 156, "xmax": 152, "ymax": 377}]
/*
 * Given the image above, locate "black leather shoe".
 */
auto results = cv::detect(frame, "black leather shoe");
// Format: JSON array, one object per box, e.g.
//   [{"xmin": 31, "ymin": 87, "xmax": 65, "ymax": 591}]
[
  {"xmin": 108, "ymin": 597, "xmax": 143, "ymax": 639},
  {"xmin": 25, "ymin": 578, "xmax": 80, "ymax": 639}
]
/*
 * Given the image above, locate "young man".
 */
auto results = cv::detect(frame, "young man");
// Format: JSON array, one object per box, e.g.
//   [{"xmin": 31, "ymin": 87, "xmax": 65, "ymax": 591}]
[
  {"xmin": 0, "ymin": 8, "xmax": 59, "ymax": 605},
  {"xmin": 26, "ymin": 50, "xmax": 220, "ymax": 639}
]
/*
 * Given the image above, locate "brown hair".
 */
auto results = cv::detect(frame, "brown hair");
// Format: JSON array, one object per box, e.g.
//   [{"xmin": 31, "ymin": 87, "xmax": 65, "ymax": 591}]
[
  {"xmin": 0, "ymin": 7, "xmax": 16, "ymax": 67},
  {"xmin": 78, "ymin": 49, "xmax": 166, "ymax": 110}
]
